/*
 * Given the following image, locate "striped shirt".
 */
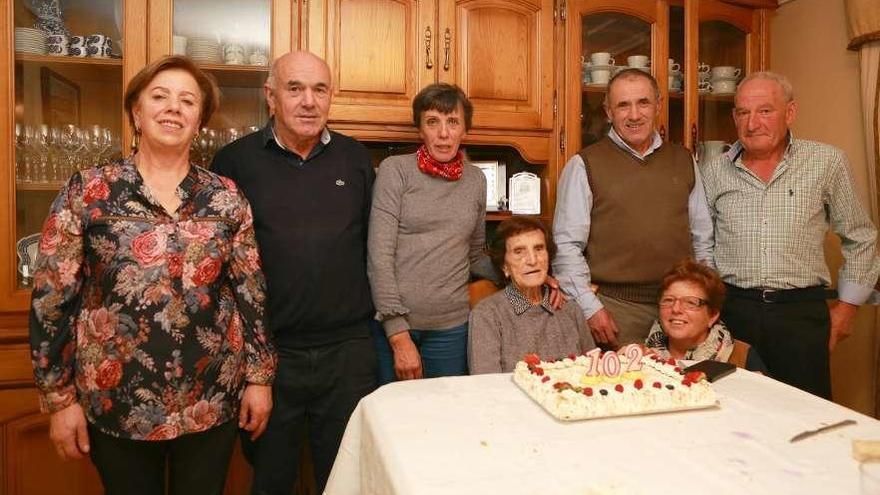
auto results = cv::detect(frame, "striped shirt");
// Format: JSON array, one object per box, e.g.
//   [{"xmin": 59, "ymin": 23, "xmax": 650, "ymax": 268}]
[{"xmin": 701, "ymin": 137, "xmax": 880, "ymax": 304}]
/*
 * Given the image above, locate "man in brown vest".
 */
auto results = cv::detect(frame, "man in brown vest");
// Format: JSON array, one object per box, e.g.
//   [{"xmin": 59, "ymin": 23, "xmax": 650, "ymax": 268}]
[{"xmin": 552, "ymin": 69, "xmax": 714, "ymax": 349}]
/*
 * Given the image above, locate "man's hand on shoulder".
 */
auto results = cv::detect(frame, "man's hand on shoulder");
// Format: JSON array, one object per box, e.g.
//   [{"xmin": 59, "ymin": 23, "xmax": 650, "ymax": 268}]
[{"xmin": 829, "ymin": 301, "xmax": 859, "ymax": 352}]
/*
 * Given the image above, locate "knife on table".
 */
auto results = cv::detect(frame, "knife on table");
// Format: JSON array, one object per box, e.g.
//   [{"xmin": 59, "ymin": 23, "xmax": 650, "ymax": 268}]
[{"xmin": 789, "ymin": 419, "xmax": 857, "ymax": 443}]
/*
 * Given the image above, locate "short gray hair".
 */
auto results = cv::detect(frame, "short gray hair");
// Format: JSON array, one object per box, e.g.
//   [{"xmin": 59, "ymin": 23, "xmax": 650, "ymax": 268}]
[
  {"xmin": 603, "ymin": 69, "xmax": 661, "ymax": 107},
  {"xmin": 737, "ymin": 71, "xmax": 795, "ymax": 102}
]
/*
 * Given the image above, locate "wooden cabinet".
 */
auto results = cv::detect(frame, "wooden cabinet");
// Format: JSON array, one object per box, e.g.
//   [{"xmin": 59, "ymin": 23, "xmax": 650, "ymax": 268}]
[{"xmin": 305, "ymin": 0, "xmax": 554, "ymax": 132}]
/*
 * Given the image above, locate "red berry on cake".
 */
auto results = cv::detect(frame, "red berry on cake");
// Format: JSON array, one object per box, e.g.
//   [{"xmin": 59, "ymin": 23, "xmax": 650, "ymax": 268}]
[
  {"xmin": 541, "ymin": 376, "xmax": 550, "ymax": 383},
  {"xmin": 568, "ymin": 353, "xmax": 576, "ymax": 360},
  {"xmin": 533, "ymin": 367, "xmax": 544, "ymax": 376},
  {"xmin": 652, "ymin": 382, "xmax": 661, "ymax": 388},
  {"xmin": 614, "ymin": 384, "xmax": 624, "ymax": 393},
  {"xmin": 634, "ymin": 379, "xmax": 643, "ymax": 390},
  {"xmin": 583, "ymin": 387, "xmax": 593, "ymax": 397},
  {"xmin": 524, "ymin": 353, "xmax": 541, "ymax": 366}
]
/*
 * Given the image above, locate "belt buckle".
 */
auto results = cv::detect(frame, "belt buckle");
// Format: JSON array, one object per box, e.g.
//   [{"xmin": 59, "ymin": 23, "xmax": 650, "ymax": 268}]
[{"xmin": 761, "ymin": 289, "xmax": 776, "ymax": 303}]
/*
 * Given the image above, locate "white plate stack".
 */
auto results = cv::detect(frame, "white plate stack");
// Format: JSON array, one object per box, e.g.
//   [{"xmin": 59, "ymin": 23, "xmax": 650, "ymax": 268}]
[
  {"xmin": 188, "ymin": 37, "xmax": 222, "ymax": 64},
  {"xmin": 15, "ymin": 27, "xmax": 47, "ymax": 55}
]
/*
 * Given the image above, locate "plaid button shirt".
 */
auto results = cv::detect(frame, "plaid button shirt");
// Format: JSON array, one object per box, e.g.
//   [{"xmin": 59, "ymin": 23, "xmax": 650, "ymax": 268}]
[{"xmin": 701, "ymin": 137, "xmax": 880, "ymax": 305}]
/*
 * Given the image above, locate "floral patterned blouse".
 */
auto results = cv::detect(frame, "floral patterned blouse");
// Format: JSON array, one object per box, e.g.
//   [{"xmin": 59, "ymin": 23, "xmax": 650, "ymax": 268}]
[{"xmin": 29, "ymin": 157, "xmax": 276, "ymax": 440}]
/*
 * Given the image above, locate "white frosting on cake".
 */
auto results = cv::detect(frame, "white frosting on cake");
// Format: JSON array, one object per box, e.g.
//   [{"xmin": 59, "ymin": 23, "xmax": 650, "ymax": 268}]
[{"xmin": 513, "ymin": 351, "xmax": 717, "ymax": 420}]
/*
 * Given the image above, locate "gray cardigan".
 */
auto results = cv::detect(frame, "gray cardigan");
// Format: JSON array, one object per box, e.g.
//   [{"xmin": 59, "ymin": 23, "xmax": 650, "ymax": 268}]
[
  {"xmin": 468, "ymin": 286, "xmax": 595, "ymax": 374},
  {"xmin": 368, "ymin": 152, "xmax": 487, "ymax": 336}
]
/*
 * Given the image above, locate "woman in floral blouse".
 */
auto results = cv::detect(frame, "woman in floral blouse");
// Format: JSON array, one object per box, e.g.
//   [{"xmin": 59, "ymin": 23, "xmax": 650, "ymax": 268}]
[{"xmin": 29, "ymin": 55, "xmax": 276, "ymax": 495}]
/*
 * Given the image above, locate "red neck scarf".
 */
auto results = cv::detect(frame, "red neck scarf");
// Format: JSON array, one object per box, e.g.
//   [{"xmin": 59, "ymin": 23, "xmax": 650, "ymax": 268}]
[{"xmin": 416, "ymin": 145, "xmax": 463, "ymax": 181}]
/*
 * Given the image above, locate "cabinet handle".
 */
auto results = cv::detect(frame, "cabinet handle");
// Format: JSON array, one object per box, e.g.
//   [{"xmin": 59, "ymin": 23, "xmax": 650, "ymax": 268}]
[
  {"xmin": 425, "ymin": 26, "xmax": 433, "ymax": 69},
  {"xmin": 691, "ymin": 123, "xmax": 698, "ymax": 159},
  {"xmin": 443, "ymin": 28, "xmax": 451, "ymax": 71}
]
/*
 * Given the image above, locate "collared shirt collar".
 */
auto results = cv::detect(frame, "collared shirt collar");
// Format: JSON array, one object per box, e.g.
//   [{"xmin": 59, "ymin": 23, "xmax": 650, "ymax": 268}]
[
  {"xmin": 725, "ymin": 131, "xmax": 794, "ymax": 164},
  {"xmin": 607, "ymin": 127, "xmax": 663, "ymax": 160},
  {"xmin": 261, "ymin": 118, "xmax": 332, "ymax": 160},
  {"xmin": 504, "ymin": 284, "xmax": 553, "ymax": 315}
]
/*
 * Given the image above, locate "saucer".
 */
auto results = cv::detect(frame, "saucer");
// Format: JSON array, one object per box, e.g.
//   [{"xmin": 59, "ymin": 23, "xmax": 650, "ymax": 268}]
[
  {"xmin": 584, "ymin": 82, "xmax": 608, "ymax": 88},
  {"xmin": 710, "ymin": 75, "xmax": 739, "ymax": 83},
  {"xmin": 587, "ymin": 64, "xmax": 616, "ymax": 72}
]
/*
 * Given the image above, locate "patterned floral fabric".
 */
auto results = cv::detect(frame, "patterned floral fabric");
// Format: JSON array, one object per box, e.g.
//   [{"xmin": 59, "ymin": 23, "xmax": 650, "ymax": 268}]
[{"xmin": 29, "ymin": 157, "xmax": 276, "ymax": 440}]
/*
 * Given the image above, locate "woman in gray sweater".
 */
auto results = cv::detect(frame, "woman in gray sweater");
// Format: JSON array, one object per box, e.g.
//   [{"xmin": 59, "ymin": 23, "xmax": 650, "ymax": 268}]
[
  {"xmin": 368, "ymin": 83, "xmax": 488, "ymax": 384},
  {"xmin": 469, "ymin": 217, "xmax": 595, "ymax": 373}
]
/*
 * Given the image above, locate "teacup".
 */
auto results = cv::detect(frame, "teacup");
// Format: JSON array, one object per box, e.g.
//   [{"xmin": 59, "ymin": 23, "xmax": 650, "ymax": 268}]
[
  {"xmin": 627, "ymin": 55, "xmax": 649, "ymax": 68},
  {"xmin": 698, "ymin": 81, "xmax": 712, "ymax": 92},
  {"xmin": 668, "ymin": 58, "xmax": 681, "ymax": 73},
  {"xmin": 47, "ymin": 34, "xmax": 68, "ymax": 56},
  {"xmin": 697, "ymin": 62, "xmax": 711, "ymax": 74},
  {"xmin": 68, "ymin": 36, "xmax": 87, "ymax": 57},
  {"xmin": 668, "ymin": 75, "xmax": 682, "ymax": 92},
  {"xmin": 172, "ymin": 35, "xmax": 187, "ymax": 56},
  {"xmin": 711, "ymin": 66, "xmax": 740, "ymax": 80},
  {"xmin": 712, "ymin": 79, "xmax": 737, "ymax": 94},
  {"xmin": 582, "ymin": 61, "xmax": 592, "ymax": 83},
  {"xmin": 591, "ymin": 68, "xmax": 611, "ymax": 85},
  {"xmin": 86, "ymin": 34, "xmax": 108, "ymax": 48},
  {"xmin": 591, "ymin": 52, "xmax": 615, "ymax": 66}
]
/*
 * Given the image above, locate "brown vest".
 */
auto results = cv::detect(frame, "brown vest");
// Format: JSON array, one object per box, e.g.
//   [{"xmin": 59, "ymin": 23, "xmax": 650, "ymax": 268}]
[{"xmin": 579, "ymin": 137, "xmax": 694, "ymax": 290}]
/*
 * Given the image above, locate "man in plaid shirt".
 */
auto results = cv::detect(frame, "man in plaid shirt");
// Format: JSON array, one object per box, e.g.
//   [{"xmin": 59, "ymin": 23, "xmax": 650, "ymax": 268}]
[{"xmin": 701, "ymin": 71, "xmax": 880, "ymax": 399}]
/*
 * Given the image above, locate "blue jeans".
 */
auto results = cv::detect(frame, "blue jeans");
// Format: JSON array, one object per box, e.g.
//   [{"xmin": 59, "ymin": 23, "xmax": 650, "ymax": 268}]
[{"xmin": 371, "ymin": 321, "xmax": 469, "ymax": 385}]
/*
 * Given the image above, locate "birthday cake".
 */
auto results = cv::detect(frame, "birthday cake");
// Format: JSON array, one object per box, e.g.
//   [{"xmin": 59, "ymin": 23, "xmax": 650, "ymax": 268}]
[{"xmin": 513, "ymin": 345, "xmax": 717, "ymax": 420}]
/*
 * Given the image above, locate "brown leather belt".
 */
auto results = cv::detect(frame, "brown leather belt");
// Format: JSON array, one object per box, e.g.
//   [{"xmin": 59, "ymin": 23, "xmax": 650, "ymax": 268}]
[{"xmin": 724, "ymin": 284, "xmax": 837, "ymax": 303}]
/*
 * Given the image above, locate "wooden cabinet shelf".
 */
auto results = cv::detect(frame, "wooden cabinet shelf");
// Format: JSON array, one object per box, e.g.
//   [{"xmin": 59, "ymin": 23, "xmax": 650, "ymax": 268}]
[
  {"xmin": 15, "ymin": 181, "xmax": 65, "ymax": 192},
  {"xmin": 198, "ymin": 63, "xmax": 269, "ymax": 87}
]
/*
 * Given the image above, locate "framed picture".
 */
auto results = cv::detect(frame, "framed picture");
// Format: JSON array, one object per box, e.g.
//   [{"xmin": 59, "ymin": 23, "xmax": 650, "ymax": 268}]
[
  {"xmin": 472, "ymin": 160, "xmax": 506, "ymax": 211},
  {"xmin": 41, "ymin": 68, "xmax": 80, "ymax": 127}
]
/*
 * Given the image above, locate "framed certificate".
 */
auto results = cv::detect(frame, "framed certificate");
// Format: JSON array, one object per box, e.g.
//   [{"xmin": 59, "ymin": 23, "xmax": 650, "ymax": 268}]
[
  {"xmin": 509, "ymin": 172, "xmax": 541, "ymax": 214},
  {"xmin": 472, "ymin": 160, "xmax": 506, "ymax": 211}
]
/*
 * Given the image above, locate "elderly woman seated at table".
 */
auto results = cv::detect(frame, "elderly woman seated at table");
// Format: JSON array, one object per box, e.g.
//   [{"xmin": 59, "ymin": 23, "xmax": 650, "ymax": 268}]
[
  {"xmin": 468, "ymin": 217, "xmax": 595, "ymax": 373},
  {"xmin": 646, "ymin": 259, "xmax": 767, "ymax": 372}
]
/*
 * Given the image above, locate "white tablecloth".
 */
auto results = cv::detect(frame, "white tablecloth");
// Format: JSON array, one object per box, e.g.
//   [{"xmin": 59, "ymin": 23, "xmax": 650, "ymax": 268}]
[{"xmin": 325, "ymin": 370, "xmax": 880, "ymax": 495}]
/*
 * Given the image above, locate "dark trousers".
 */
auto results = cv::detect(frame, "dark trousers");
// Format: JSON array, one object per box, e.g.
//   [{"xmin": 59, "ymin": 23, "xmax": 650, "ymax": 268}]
[
  {"xmin": 722, "ymin": 294, "xmax": 832, "ymax": 399},
  {"xmin": 245, "ymin": 336, "xmax": 376, "ymax": 495},
  {"xmin": 89, "ymin": 420, "xmax": 238, "ymax": 495}
]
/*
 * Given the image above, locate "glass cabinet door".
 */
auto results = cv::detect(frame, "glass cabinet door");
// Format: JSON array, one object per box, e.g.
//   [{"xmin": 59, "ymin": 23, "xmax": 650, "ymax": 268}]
[
  {"xmin": 578, "ymin": 13, "xmax": 652, "ymax": 149},
  {"xmin": 693, "ymin": 0, "xmax": 761, "ymax": 163},
  {"xmin": 696, "ymin": 19, "xmax": 745, "ymax": 162},
  {"xmin": 173, "ymin": 0, "xmax": 272, "ymax": 167},
  {"xmin": 565, "ymin": 2, "xmax": 661, "ymax": 156},
  {"xmin": 13, "ymin": 0, "xmax": 125, "ymax": 290},
  {"xmin": 667, "ymin": 3, "xmax": 685, "ymax": 145}
]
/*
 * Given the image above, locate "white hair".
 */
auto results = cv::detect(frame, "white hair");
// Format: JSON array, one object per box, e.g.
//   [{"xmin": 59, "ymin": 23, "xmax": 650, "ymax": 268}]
[{"xmin": 737, "ymin": 71, "xmax": 795, "ymax": 102}]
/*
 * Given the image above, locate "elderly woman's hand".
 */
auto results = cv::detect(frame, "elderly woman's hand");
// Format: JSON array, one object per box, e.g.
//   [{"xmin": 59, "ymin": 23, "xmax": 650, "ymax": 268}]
[
  {"xmin": 49, "ymin": 403, "xmax": 90, "ymax": 460},
  {"xmin": 389, "ymin": 332, "xmax": 423, "ymax": 380},
  {"xmin": 240, "ymin": 383, "xmax": 273, "ymax": 440}
]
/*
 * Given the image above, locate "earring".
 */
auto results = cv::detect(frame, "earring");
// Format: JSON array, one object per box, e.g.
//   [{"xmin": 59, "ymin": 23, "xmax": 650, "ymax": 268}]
[{"xmin": 130, "ymin": 132, "xmax": 139, "ymax": 152}]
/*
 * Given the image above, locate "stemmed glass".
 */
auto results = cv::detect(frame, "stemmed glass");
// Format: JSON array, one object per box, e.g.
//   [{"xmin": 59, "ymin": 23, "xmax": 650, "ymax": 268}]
[
  {"xmin": 14, "ymin": 124, "xmax": 32, "ymax": 183},
  {"xmin": 60, "ymin": 124, "xmax": 82, "ymax": 175}
]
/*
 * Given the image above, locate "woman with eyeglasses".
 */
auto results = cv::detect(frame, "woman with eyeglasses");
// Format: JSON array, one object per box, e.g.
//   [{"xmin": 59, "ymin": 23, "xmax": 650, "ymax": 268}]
[{"xmin": 645, "ymin": 259, "xmax": 767, "ymax": 372}]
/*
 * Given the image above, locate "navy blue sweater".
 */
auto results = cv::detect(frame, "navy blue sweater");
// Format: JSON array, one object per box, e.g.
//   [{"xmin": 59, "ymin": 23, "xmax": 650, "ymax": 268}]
[{"xmin": 212, "ymin": 126, "xmax": 375, "ymax": 348}]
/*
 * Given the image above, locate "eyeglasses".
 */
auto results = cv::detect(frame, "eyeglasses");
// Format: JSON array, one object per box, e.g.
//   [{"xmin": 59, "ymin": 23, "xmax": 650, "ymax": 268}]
[{"xmin": 658, "ymin": 295, "xmax": 708, "ymax": 311}]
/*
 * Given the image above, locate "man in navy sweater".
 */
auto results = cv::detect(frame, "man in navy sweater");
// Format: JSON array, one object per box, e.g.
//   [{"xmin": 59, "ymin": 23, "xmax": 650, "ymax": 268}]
[{"xmin": 212, "ymin": 51, "xmax": 376, "ymax": 494}]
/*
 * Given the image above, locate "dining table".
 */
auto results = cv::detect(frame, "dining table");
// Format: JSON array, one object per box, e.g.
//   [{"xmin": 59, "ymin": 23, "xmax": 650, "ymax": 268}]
[{"xmin": 324, "ymin": 368, "xmax": 880, "ymax": 495}]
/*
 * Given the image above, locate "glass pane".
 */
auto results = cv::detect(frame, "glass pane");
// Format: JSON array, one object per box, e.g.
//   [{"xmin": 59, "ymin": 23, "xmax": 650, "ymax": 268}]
[
  {"xmin": 697, "ymin": 20, "xmax": 746, "ymax": 162},
  {"xmin": 174, "ymin": 0, "xmax": 271, "ymax": 167},
  {"xmin": 580, "ymin": 13, "xmax": 651, "ymax": 149},
  {"xmin": 14, "ymin": 0, "xmax": 124, "ymax": 289},
  {"xmin": 667, "ymin": 5, "xmax": 685, "ymax": 144}
]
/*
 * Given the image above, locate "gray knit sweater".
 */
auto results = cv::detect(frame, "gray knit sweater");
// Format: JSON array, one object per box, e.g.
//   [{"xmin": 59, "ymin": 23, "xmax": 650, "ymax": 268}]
[
  {"xmin": 368, "ymin": 153, "xmax": 487, "ymax": 336},
  {"xmin": 468, "ymin": 285, "xmax": 595, "ymax": 374}
]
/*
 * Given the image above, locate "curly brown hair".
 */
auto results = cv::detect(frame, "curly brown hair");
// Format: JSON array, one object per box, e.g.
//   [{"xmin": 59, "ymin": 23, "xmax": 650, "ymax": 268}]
[
  {"xmin": 660, "ymin": 259, "xmax": 726, "ymax": 314},
  {"xmin": 489, "ymin": 217, "xmax": 557, "ymax": 280}
]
